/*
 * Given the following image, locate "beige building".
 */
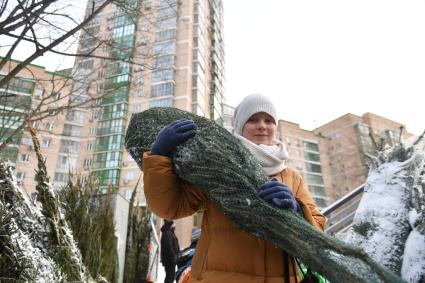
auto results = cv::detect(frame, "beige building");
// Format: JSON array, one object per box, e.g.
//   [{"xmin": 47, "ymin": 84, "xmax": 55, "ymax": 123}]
[
  {"xmin": 0, "ymin": 0, "xmax": 225, "ymax": 257},
  {"xmin": 314, "ymin": 112, "xmax": 413, "ymax": 202},
  {"xmin": 0, "ymin": 59, "xmax": 73, "ymax": 198},
  {"xmin": 71, "ymin": 0, "xmax": 225, "ymax": 248},
  {"xmin": 277, "ymin": 120, "xmax": 331, "ymax": 209}
]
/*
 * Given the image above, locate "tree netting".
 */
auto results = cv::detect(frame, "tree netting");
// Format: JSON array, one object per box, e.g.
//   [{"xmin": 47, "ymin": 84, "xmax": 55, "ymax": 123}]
[{"xmin": 125, "ymin": 107, "xmax": 404, "ymax": 283}]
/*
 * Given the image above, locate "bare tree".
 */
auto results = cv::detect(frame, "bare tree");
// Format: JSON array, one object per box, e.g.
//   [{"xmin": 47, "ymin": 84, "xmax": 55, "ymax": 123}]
[{"xmin": 0, "ymin": 0, "xmax": 177, "ymax": 150}]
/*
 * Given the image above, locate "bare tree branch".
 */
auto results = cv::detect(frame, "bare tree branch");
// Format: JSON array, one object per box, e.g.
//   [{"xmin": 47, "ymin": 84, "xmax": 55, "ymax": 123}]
[
  {"xmin": 0, "ymin": 0, "xmax": 55, "ymax": 33},
  {"xmin": 0, "ymin": 0, "xmax": 114, "ymax": 88}
]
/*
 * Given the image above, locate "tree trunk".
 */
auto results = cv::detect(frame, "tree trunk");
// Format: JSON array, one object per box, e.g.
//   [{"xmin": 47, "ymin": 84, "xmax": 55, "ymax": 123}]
[{"xmin": 125, "ymin": 107, "xmax": 404, "ymax": 283}]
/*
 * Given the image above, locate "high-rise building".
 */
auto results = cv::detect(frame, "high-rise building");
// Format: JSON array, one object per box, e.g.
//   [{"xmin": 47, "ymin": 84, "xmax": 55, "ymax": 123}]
[
  {"xmin": 314, "ymin": 112, "xmax": 413, "ymax": 202},
  {"xmin": 70, "ymin": 0, "xmax": 225, "ymax": 247}
]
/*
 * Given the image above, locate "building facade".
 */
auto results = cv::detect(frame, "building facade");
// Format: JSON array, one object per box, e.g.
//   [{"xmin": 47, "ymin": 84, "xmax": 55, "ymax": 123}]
[
  {"xmin": 277, "ymin": 120, "xmax": 331, "ymax": 209},
  {"xmin": 0, "ymin": 59, "xmax": 73, "ymax": 198},
  {"xmin": 70, "ymin": 0, "xmax": 225, "ymax": 248},
  {"xmin": 314, "ymin": 112, "xmax": 413, "ymax": 203}
]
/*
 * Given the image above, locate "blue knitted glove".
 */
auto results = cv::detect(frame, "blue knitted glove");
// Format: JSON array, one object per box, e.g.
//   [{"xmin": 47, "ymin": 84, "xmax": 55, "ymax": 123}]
[
  {"xmin": 151, "ymin": 119, "xmax": 197, "ymax": 157},
  {"xmin": 258, "ymin": 178, "xmax": 301, "ymax": 212}
]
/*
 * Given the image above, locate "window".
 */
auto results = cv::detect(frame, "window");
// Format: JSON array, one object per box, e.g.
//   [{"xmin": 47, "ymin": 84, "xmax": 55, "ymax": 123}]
[
  {"xmin": 30, "ymin": 192, "xmax": 38, "ymax": 202},
  {"xmin": 134, "ymin": 75, "xmax": 144, "ymax": 85},
  {"xmin": 16, "ymin": 171, "xmax": 25, "ymax": 181},
  {"xmin": 155, "ymin": 29, "xmax": 176, "ymax": 42},
  {"xmin": 63, "ymin": 124, "xmax": 82, "ymax": 137},
  {"xmin": 112, "ymin": 24, "xmax": 135, "ymax": 38},
  {"xmin": 157, "ymin": 6, "xmax": 176, "ymax": 19},
  {"xmin": 53, "ymin": 92, "xmax": 61, "ymax": 100},
  {"xmin": 132, "ymin": 104, "xmax": 141, "ymax": 113},
  {"xmin": 307, "ymin": 173, "xmax": 324, "ymax": 186},
  {"xmin": 155, "ymin": 17, "xmax": 177, "ymax": 30},
  {"xmin": 306, "ymin": 163, "xmax": 322, "ymax": 174},
  {"xmin": 41, "ymin": 138, "xmax": 51, "ymax": 148},
  {"xmin": 304, "ymin": 152, "xmax": 321, "ymax": 163},
  {"xmin": 150, "ymin": 82, "xmax": 174, "ymax": 97},
  {"xmin": 54, "ymin": 172, "xmax": 70, "ymax": 183},
  {"xmin": 20, "ymin": 153, "xmax": 29, "ymax": 162},
  {"xmin": 59, "ymin": 140, "xmax": 79, "ymax": 154},
  {"xmin": 81, "ymin": 175, "xmax": 88, "ymax": 185},
  {"xmin": 77, "ymin": 59, "xmax": 94, "ymax": 70},
  {"xmin": 153, "ymin": 41, "xmax": 176, "ymax": 55},
  {"xmin": 304, "ymin": 141, "xmax": 319, "ymax": 152},
  {"xmin": 92, "ymin": 111, "xmax": 99, "ymax": 121},
  {"xmin": 97, "ymin": 119, "xmax": 124, "ymax": 135},
  {"xmin": 86, "ymin": 142, "xmax": 93, "ymax": 151},
  {"xmin": 158, "ymin": 0, "xmax": 177, "ymax": 6},
  {"xmin": 93, "ymin": 151, "xmax": 122, "ymax": 168},
  {"xmin": 149, "ymin": 97, "xmax": 173, "ymax": 108},
  {"xmin": 124, "ymin": 189, "xmax": 133, "ymax": 200},
  {"xmin": 34, "ymin": 89, "xmax": 44, "ymax": 99},
  {"xmin": 56, "ymin": 156, "xmax": 77, "ymax": 171},
  {"xmin": 151, "ymin": 69, "xmax": 174, "ymax": 82},
  {"xmin": 65, "ymin": 110, "xmax": 85, "ymax": 124},
  {"xmin": 295, "ymin": 139, "xmax": 301, "ymax": 147},
  {"xmin": 45, "ymin": 122, "xmax": 54, "ymax": 131},
  {"xmin": 83, "ymin": 159, "xmax": 92, "ymax": 170},
  {"xmin": 0, "ymin": 75, "xmax": 35, "ymax": 94},
  {"xmin": 134, "ymin": 90, "xmax": 144, "ymax": 97},
  {"xmin": 153, "ymin": 55, "xmax": 175, "ymax": 69},
  {"xmin": 125, "ymin": 171, "xmax": 136, "ymax": 180},
  {"xmin": 95, "ymin": 135, "xmax": 122, "ymax": 151},
  {"xmin": 100, "ymin": 103, "xmax": 127, "ymax": 120},
  {"xmin": 89, "ymin": 127, "xmax": 96, "ymax": 135},
  {"xmin": 21, "ymin": 137, "xmax": 32, "ymax": 145}
]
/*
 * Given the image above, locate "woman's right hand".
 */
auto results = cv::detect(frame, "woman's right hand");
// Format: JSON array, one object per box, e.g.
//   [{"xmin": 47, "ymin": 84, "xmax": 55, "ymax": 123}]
[{"xmin": 151, "ymin": 119, "xmax": 197, "ymax": 157}]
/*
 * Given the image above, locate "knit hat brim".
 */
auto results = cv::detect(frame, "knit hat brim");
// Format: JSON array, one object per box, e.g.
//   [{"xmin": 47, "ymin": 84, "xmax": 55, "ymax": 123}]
[{"xmin": 233, "ymin": 94, "xmax": 278, "ymax": 135}]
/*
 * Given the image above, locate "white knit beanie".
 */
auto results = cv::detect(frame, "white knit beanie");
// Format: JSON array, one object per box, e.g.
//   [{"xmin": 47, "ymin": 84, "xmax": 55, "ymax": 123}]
[{"xmin": 233, "ymin": 94, "xmax": 278, "ymax": 135}]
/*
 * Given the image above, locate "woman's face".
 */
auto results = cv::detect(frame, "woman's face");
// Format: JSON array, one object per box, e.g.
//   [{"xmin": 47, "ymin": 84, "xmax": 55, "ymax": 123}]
[{"xmin": 242, "ymin": 112, "xmax": 276, "ymax": 145}]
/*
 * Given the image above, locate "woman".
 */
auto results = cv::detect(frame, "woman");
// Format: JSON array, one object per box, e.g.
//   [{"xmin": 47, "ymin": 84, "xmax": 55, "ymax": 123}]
[{"xmin": 143, "ymin": 94, "xmax": 325, "ymax": 283}]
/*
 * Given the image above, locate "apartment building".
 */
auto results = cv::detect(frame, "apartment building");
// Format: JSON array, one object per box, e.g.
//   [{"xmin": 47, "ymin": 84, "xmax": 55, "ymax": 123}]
[
  {"xmin": 0, "ymin": 59, "xmax": 73, "ymax": 197},
  {"xmin": 314, "ymin": 112, "xmax": 413, "ymax": 202},
  {"xmin": 277, "ymin": 120, "xmax": 331, "ymax": 209},
  {"xmin": 69, "ymin": 0, "xmax": 225, "ymax": 247}
]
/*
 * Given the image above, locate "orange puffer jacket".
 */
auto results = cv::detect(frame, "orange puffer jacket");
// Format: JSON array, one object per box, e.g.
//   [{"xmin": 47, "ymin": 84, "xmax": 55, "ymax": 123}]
[{"xmin": 143, "ymin": 152, "xmax": 326, "ymax": 283}]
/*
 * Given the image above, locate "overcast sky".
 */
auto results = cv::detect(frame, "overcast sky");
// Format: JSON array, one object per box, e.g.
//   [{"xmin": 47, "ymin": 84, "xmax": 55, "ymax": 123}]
[
  {"xmin": 223, "ymin": 0, "xmax": 425, "ymax": 136},
  {"xmin": 4, "ymin": 1, "xmax": 424, "ymax": 135}
]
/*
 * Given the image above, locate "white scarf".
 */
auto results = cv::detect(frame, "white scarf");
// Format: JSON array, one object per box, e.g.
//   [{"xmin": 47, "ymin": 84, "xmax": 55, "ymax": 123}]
[{"xmin": 234, "ymin": 134, "xmax": 289, "ymax": 176}]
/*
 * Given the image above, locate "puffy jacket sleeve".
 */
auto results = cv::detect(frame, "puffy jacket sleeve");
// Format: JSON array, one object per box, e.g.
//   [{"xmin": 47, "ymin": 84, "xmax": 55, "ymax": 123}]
[
  {"xmin": 291, "ymin": 171, "xmax": 326, "ymax": 231},
  {"xmin": 142, "ymin": 152, "xmax": 207, "ymax": 220}
]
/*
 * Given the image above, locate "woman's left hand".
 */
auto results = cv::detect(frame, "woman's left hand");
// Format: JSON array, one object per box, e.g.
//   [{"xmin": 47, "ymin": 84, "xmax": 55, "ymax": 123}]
[{"xmin": 258, "ymin": 178, "xmax": 301, "ymax": 213}]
